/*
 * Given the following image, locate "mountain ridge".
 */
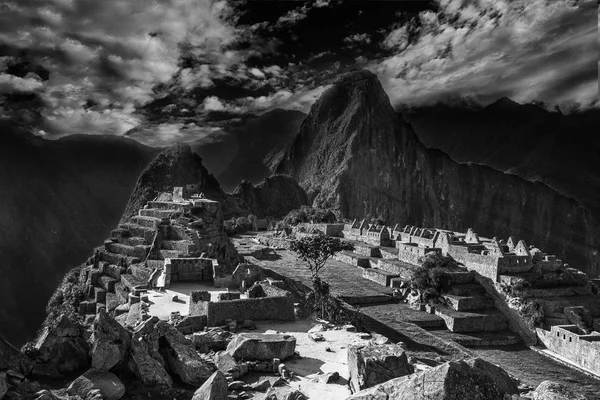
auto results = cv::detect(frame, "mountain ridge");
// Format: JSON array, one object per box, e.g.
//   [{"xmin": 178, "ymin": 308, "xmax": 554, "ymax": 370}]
[{"xmin": 273, "ymin": 70, "xmax": 600, "ymax": 278}]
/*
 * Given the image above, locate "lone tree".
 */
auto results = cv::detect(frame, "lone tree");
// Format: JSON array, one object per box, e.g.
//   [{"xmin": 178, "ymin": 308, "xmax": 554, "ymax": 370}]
[
  {"xmin": 290, "ymin": 234, "xmax": 354, "ymax": 279},
  {"xmin": 290, "ymin": 234, "xmax": 354, "ymax": 318}
]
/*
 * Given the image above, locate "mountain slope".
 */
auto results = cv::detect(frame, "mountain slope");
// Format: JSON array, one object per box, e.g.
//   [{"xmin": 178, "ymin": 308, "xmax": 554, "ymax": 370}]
[
  {"xmin": 0, "ymin": 121, "xmax": 158, "ymax": 346},
  {"xmin": 403, "ymin": 100, "xmax": 600, "ymax": 220},
  {"xmin": 191, "ymin": 109, "xmax": 306, "ymax": 191},
  {"xmin": 274, "ymin": 70, "xmax": 600, "ymax": 278}
]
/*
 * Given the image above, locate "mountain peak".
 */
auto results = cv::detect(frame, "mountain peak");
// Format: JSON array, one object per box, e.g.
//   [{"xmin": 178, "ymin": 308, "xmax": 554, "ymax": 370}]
[{"xmin": 120, "ymin": 143, "xmax": 224, "ymax": 222}]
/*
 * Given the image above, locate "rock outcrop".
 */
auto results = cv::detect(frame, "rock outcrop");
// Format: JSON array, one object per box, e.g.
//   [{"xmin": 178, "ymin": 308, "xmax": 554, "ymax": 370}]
[
  {"xmin": 226, "ymin": 175, "xmax": 309, "ymax": 218},
  {"xmin": 226, "ymin": 333, "xmax": 296, "ymax": 361},
  {"xmin": 0, "ymin": 336, "xmax": 33, "ymax": 375},
  {"xmin": 67, "ymin": 369, "xmax": 125, "ymax": 400},
  {"xmin": 191, "ymin": 370, "xmax": 228, "ymax": 400},
  {"xmin": 347, "ymin": 344, "xmax": 413, "ymax": 393},
  {"xmin": 30, "ymin": 314, "xmax": 90, "ymax": 378},
  {"xmin": 273, "ymin": 70, "xmax": 600, "ymax": 278},
  {"xmin": 90, "ymin": 309, "xmax": 132, "ymax": 371},
  {"xmin": 533, "ymin": 380, "xmax": 588, "ymax": 400},
  {"xmin": 128, "ymin": 318, "xmax": 173, "ymax": 387},
  {"xmin": 348, "ymin": 357, "xmax": 518, "ymax": 399}
]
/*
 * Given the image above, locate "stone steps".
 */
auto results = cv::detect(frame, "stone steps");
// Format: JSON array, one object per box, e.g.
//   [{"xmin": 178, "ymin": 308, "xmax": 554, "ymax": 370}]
[
  {"xmin": 446, "ymin": 271, "xmax": 474, "ymax": 284},
  {"xmin": 442, "ymin": 293, "xmax": 495, "ymax": 311},
  {"xmin": 434, "ymin": 306, "xmax": 508, "ymax": 333},
  {"xmin": 116, "ymin": 236, "xmax": 147, "ymax": 247},
  {"xmin": 159, "ymin": 249, "xmax": 184, "ymax": 260},
  {"xmin": 362, "ymin": 267, "xmax": 399, "ymax": 287},
  {"xmin": 98, "ymin": 250, "xmax": 141, "ymax": 267},
  {"xmin": 130, "ymin": 215, "xmax": 161, "ymax": 229},
  {"xmin": 161, "ymin": 239, "xmax": 194, "ymax": 252},
  {"xmin": 105, "ymin": 241, "xmax": 150, "ymax": 259},
  {"xmin": 376, "ymin": 259, "xmax": 418, "ymax": 280},
  {"xmin": 120, "ymin": 273, "xmax": 148, "ymax": 291},
  {"xmin": 147, "ymin": 200, "xmax": 191, "ymax": 210},
  {"xmin": 118, "ymin": 223, "xmax": 156, "ymax": 243},
  {"xmin": 447, "ymin": 283, "xmax": 486, "ymax": 296},
  {"xmin": 333, "ymin": 251, "xmax": 372, "ymax": 267},
  {"xmin": 145, "ymin": 259, "xmax": 165, "ymax": 270},
  {"xmin": 522, "ymin": 286, "xmax": 593, "ymax": 298},
  {"xmin": 99, "ymin": 276, "xmax": 118, "ymax": 293},
  {"xmin": 379, "ymin": 246, "xmax": 399, "ymax": 260},
  {"xmin": 130, "ymin": 264, "xmax": 153, "ymax": 282},
  {"xmin": 139, "ymin": 208, "xmax": 182, "ymax": 219}
]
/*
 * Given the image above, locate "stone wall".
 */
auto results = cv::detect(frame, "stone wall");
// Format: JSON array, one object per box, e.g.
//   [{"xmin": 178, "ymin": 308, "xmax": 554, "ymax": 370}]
[
  {"xmin": 166, "ymin": 257, "xmax": 214, "ymax": 282},
  {"xmin": 537, "ymin": 325, "xmax": 600, "ymax": 375},
  {"xmin": 205, "ymin": 296, "xmax": 295, "ymax": 326}
]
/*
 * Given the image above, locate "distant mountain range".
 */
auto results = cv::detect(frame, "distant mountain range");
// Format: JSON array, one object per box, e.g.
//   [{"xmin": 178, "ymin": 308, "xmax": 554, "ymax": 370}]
[
  {"xmin": 0, "ymin": 121, "xmax": 158, "ymax": 345},
  {"xmin": 403, "ymin": 99, "xmax": 600, "ymax": 221}
]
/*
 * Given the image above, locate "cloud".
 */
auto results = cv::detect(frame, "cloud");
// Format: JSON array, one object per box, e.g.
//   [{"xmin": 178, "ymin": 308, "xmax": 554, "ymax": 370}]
[
  {"xmin": 344, "ymin": 33, "xmax": 372, "ymax": 45},
  {"xmin": 0, "ymin": 0, "xmax": 241, "ymax": 136},
  {"xmin": 0, "ymin": 73, "xmax": 44, "ymax": 93},
  {"xmin": 202, "ymin": 96, "xmax": 226, "ymax": 111},
  {"xmin": 127, "ymin": 122, "xmax": 220, "ymax": 147},
  {"xmin": 372, "ymin": 0, "xmax": 598, "ymax": 109}
]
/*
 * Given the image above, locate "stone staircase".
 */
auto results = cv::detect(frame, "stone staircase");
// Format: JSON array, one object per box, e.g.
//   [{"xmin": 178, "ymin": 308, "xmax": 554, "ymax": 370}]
[{"xmin": 499, "ymin": 269, "xmax": 600, "ymax": 329}]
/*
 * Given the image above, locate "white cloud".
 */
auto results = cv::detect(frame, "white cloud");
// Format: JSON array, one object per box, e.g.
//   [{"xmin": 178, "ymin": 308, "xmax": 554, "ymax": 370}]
[
  {"xmin": 372, "ymin": 0, "xmax": 598, "ymax": 109},
  {"xmin": 0, "ymin": 73, "xmax": 44, "ymax": 93},
  {"xmin": 249, "ymin": 68, "xmax": 266, "ymax": 79},
  {"xmin": 201, "ymin": 96, "xmax": 226, "ymax": 111}
]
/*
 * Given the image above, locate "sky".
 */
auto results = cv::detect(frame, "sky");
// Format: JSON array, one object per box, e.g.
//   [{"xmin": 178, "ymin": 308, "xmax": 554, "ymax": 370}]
[{"xmin": 0, "ymin": 0, "xmax": 597, "ymax": 146}]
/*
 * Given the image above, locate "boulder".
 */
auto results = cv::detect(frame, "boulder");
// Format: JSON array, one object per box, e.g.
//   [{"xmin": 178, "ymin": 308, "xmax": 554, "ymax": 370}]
[
  {"xmin": 348, "ymin": 344, "xmax": 413, "ymax": 393},
  {"xmin": 0, "ymin": 372, "xmax": 7, "ymax": 400},
  {"xmin": 67, "ymin": 369, "xmax": 125, "ymax": 400},
  {"xmin": 250, "ymin": 379, "xmax": 271, "ymax": 392},
  {"xmin": 348, "ymin": 358, "xmax": 518, "ymax": 399},
  {"xmin": 266, "ymin": 387, "xmax": 307, "ymax": 400},
  {"xmin": 192, "ymin": 370, "xmax": 227, "ymax": 400},
  {"xmin": 156, "ymin": 321, "xmax": 216, "ymax": 386},
  {"xmin": 91, "ymin": 309, "xmax": 132, "ymax": 371},
  {"xmin": 226, "ymin": 333, "xmax": 296, "ymax": 361},
  {"xmin": 174, "ymin": 315, "xmax": 207, "ymax": 335},
  {"xmin": 32, "ymin": 314, "xmax": 90, "ymax": 377},
  {"xmin": 1, "ymin": 335, "xmax": 33, "ymax": 375},
  {"xmin": 533, "ymin": 381, "xmax": 587, "ymax": 400},
  {"xmin": 128, "ymin": 334, "xmax": 172, "ymax": 387},
  {"xmin": 320, "ymin": 371, "xmax": 340, "ymax": 384},
  {"xmin": 215, "ymin": 352, "xmax": 237, "ymax": 374},
  {"xmin": 192, "ymin": 328, "xmax": 233, "ymax": 352},
  {"xmin": 464, "ymin": 358, "xmax": 518, "ymax": 395}
]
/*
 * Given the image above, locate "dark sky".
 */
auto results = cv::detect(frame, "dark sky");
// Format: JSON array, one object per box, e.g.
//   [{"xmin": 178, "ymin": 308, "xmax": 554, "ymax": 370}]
[{"xmin": 0, "ymin": 0, "xmax": 597, "ymax": 146}]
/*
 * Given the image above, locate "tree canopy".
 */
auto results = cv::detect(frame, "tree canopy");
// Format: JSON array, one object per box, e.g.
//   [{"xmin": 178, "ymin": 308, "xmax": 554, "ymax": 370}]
[{"xmin": 290, "ymin": 234, "xmax": 354, "ymax": 279}]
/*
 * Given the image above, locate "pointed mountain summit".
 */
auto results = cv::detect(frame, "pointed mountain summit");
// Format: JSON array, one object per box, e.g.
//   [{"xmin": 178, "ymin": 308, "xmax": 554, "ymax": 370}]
[
  {"xmin": 121, "ymin": 143, "xmax": 224, "ymax": 223},
  {"xmin": 273, "ymin": 70, "xmax": 600, "ymax": 278},
  {"xmin": 274, "ymin": 69, "xmax": 420, "ymax": 216}
]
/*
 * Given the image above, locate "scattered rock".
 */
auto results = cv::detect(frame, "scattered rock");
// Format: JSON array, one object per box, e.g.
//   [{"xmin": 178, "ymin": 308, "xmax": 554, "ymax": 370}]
[
  {"xmin": 348, "ymin": 358, "xmax": 519, "ymax": 400},
  {"xmin": 465, "ymin": 358, "xmax": 518, "ymax": 395},
  {"xmin": 369, "ymin": 333, "xmax": 390, "ymax": 345},
  {"xmin": 228, "ymin": 320, "xmax": 238, "ymax": 332},
  {"xmin": 31, "ymin": 314, "xmax": 90, "ymax": 377},
  {"xmin": 192, "ymin": 370, "xmax": 228, "ymax": 400},
  {"xmin": 91, "ymin": 309, "xmax": 132, "ymax": 371},
  {"xmin": 226, "ymin": 333, "xmax": 296, "ymax": 361},
  {"xmin": 266, "ymin": 387, "xmax": 307, "ymax": 400},
  {"xmin": 343, "ymin": 325, "xmax": 357, "ymax": 332},
  {"xmin": 1, "ymin": 336, "xmax": 33, "ymax": 375},
  {"xmin": 357, "ymin": 333, "xmax": 371, "ymax": 340},
  {"xmin": 278, "ymin": 363, "xmax": 290, "ymax": 379},
  {"xmin": 272, "ymin": 377, "xmax": 287, "ymax": 387},
  {"xmin": 250, "ymin": 379, "xmax": 271, "ymax": 392},
  {"xmin": 228, "ymin": 381, "xmax": 249, "ymax": 391},
  {"xmin": 308, "ymin": 332, "xmax": 325, "ymax": 342},
  {"xmin": 348, "ymin": 344, "xmax": 413, "ymax": 393},
  {"xmin": 241, "ymin": 320, "xmax": 256, "ymax": 330},
  {"xmin": 215, "ymin": 351, "xmax": 237, "ymax": 374},
  {"xmin": 533, "ymin": 380, "xmax": 587, "ymax": 400},
  {"xmin": 192, "ymin": 328, "xmax": 233, "ymax": 353},
  {"xmin": 127, "ymin": 317, "xmax": 171, "ymax": 387},
  {"xmin": 67, "ymin": 369, "xmax": 125, "ymax": 400},
  {"xmin": 156, "ymin": 321, "xmax": 216, "ymax": 386},
  {"xmin": 171, "ymin": 295, "xmax": 179, "ymax": 302},
  {"xmin": 319, "ymin": 371, "xmax": 340, "ymax": 384}
]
